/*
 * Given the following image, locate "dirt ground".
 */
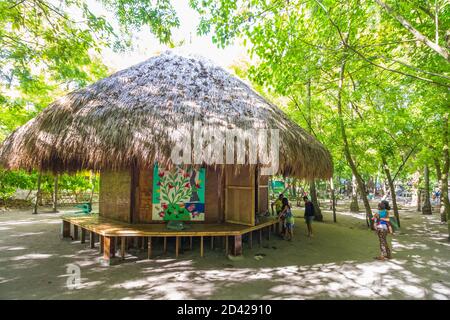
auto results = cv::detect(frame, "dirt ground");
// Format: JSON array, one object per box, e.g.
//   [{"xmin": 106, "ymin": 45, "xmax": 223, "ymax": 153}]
[{"xmin": 0, "ymin": 202, "xmax": 449, "ymax": 300}]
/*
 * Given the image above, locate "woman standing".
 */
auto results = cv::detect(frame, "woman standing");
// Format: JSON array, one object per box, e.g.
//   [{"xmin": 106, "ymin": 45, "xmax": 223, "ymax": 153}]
[{"xmin": 373, "ymin": 201, "xmax": 392, "ymax": 260}]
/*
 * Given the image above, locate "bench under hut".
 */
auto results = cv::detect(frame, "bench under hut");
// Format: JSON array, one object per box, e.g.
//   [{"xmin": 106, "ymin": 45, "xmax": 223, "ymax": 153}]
[{"xmin": 0, "ymin": 51, "xmax": 332, "ymax": 265}]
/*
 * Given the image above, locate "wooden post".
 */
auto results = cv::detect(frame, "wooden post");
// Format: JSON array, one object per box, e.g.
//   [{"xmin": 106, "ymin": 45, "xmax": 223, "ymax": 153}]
[
  {"xmin": 121, "ymin": 237, "xmax": 126, "ymax": 260},
  {"xmin": 267, "ymin": 226, "xmax": 270, "ymax": 241},
  {"xmin": 73, "ymin": 225, "xmax": 79, "ymax": 241},
  {"xmin": 200, "ymin": 236, "xmax": 204, "ymax": 257},
  {"xmin": 225, "ymin": 236, "xmax": 229, "ymax": 254},
  {"xmin": 81, "ymin": 228, "xmax": 86, "ymax": 243},
  {"xmin": 100, "ymin": 235, "xmax": 104, "ymax": 254},
  {"xmin": 147, "ymin": 237, "xmax": 152, "ymax": 259},
  {"xmin": 189, "ymin": 236, "xmax": 193, "ymax": 250},
  {"xmin": 62, "ymin": 221, "xmax": 71, "ymax": 238},
  {"xmin": 137, "ymin": 237, "xmax": 143, "ymax": 250},
  {"xmin": 163, "ymin": 237, "xmax": 167, "ymax": 254},
  {"xmin": 210, "ymin": 236, "xmax": 214, "ymax": 250},
  {"xmin": 102, "ymin": 236, "xmax": 114, "ymax": 265},
  {"xmin": 90, "ymin": 232, "xmax": 95, "ymax": 248},
  {"xmin": 249, "ymin": 231, "xmax": 253, "ymax": 249},
  {"xmin": 175, "ymin": 236, "xmax": 180, "ymax": 258},
  {"xmin": 143, "ymin": 237, "xmax": 148, "ymax": 251},
  {"xmin": 233, "ymin": 235, "xmax": 242, "ymax": 256},
  {"xmin": 259, "ymin": 229, "xmax": 262, "ymax": 246}
]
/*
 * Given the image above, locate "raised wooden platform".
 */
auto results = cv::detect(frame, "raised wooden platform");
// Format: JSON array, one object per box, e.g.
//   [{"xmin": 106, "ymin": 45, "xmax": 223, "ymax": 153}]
[{"xmin": 61, "ymin": 214, "xmax": 280, "ymax": 265}]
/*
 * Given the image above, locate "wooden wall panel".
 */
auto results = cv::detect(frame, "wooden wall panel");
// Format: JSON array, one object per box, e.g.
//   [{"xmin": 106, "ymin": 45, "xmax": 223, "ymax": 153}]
[
  {"xmin": 99, "ymin": 170, "xmax": 131, "ymax": 222},
  {"xmin": 258, "ymin": 175, "xmax": 269, "ymax": 214},
  {"xmin": 204, "ymin": 166, "xmax": 223, "ymax": 223},
  {"xmin": 137, "ymin": 168, "xmax": 153, "ymax": 223}
]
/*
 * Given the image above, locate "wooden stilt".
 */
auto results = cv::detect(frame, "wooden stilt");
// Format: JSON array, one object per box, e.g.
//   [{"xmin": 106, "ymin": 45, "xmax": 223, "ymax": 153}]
[
  {"xmin": 102, "ymin": 236, "xmax": 114, "ymax": 266},
  {"xmin": 268, "ymin": 226, "xmax": 271, "ymax": 241},
  {"xmin": 73, "ymin": 225, "xmax": 79, "ymax": 240},
  {"xmin": 249, "ymin": 231, "xmax": 253, "ymax": 249},
  {"xmin": 189, "ymin": 236, "xmax": 193, "ymax": 250},
  {"xmin": 112, "ymin": 237, "xmax": 116, "ymax": 258},
  {"xmin": 143, "ymin": 237, "xmax": 148, "ymax": 251},
  {"xmin": 233, "ymin": 235, "xmax": 242, "ymax": 256},
  {"xmin": 163, "ymin": 237, "xmax": 167, "ymax": 254},
  {"xmin": 211, "ymin": 236, "xmax": 214, "ymax": 250},
  {"xmin": 62, "ymin": 221, "xmax": 71, "ymax": 238},
  {"xmin": 225, "ymin": 236, "xmax": 229, "ymax": 254},
  {"xmin": 175, "ymin": 236, "xmax": 180, "ymax": 258},
  {"xmin": 137, "ymin": 237, "xmax": 143, "ymax": 250},
  {"xmin": 121, "ymin": 237, "xmax": 126, "ymax": 260},
  {"xmin": 147, "ymin": 237, "xmax": 152, "ymax": 259},
  {"xmin": 90, "ymin": 232, "xmax": 95, "ymax": 248},
  {"xmin": 81, "ymin": 228, "xmax": 86, "ymax": 244},
  {"xmin": 259, "ymin": 229, "xmax": 262, "ymax": 247},
  {"xmin": 200, "ymin": 236, "xmax": 204, "ymax": 257},
  {"xmin": 100, "ymin": 235, "xmax": 104, "ymax": 254}
]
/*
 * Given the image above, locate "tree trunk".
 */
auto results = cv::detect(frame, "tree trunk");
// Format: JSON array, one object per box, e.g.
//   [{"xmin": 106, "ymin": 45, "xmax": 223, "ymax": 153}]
[
  {"xmin": 422, "ymin": 165, "xmax": 432, "ymax": 215},
  {"xmin": 336, "ymin": 57, "xmax": 372, "ymax": 226},
  {"xmin": 441, "ymin": 113, "xmax": 449, "ymax": 231},
  {"xmin": 310, "ymin": 181, "xmax": 323, "ymax": 221},
  {"xmin": 52, "ymin": 174, "xmax": 59, "ymax": 213},
  {"xmin": 330, "ymin": 177, "xmax": 337, "ymax": 222},
  {"xmin": 434, "ymin": 158, "xmax": 445, "ymax": 221},
  {"xmin": 33, "ymin": 172, "xmax": 42, "ymax": 215},
  {"xmin": 382, "ymin": 156, "xmax": 400, "ymax": 227},
  {"xmin": 350, "ymin": 174, "xmax": 360, "ymax": 212}
]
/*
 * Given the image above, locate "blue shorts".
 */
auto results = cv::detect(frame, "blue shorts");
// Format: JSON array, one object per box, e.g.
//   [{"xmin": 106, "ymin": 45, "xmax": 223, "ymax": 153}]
[
  {"xmin": 286, "ymin": 222, "xmax": 294, "ymax": 230},
  {"xmin": 305, "ymin": 216, "xmax": 314, "ymax": 224}
]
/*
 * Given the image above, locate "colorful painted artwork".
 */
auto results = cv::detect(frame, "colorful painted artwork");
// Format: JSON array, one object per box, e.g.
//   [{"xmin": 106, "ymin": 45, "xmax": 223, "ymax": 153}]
[{"xmin": 152, "ymin": 164, "xmax": 205, "ymax": 221}]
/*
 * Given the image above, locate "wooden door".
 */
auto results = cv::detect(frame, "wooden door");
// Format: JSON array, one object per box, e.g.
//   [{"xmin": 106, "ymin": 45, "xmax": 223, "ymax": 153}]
[{"xmin": 224, "ymin": 165, "xmax": 255, "ymax": 226}]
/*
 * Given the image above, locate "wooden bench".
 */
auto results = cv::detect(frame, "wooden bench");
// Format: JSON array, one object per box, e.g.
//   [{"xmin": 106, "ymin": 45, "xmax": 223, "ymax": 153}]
[{"xmin": 61, "ymin": 215, "xmax": 279, "ymax": 265}]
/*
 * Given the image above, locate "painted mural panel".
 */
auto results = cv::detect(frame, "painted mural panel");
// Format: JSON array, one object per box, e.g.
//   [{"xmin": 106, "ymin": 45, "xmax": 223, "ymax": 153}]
[{"xmin": 152, "ymin": 164, "xmax": 205, "ymax": 221}]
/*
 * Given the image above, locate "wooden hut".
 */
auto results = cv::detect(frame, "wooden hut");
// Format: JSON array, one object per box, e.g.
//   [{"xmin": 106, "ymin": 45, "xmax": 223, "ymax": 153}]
[{"xmin": 0, "ymin": 51, "xmax": 332, "ymax": 265}]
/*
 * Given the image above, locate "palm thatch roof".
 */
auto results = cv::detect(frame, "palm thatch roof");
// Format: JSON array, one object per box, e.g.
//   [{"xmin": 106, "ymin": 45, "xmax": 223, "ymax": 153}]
[{"xmin": 0, "ymin": 51, "xmax": 332, "ymax": 180}]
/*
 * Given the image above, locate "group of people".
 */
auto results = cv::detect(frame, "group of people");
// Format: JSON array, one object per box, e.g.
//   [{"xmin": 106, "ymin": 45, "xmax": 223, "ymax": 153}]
[
  {"xmin": 271, "ymin": 193, "xmax": 395, "ymax": 261},
  {"xmin": 271, "ymin": 193, "xmax": 315, "ymax": 240}
]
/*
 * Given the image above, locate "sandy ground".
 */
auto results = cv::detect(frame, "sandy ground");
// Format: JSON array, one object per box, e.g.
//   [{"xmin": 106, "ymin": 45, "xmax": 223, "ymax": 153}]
[{"xmin": 0, "ymin": 202, "xmax": 449, "ymax": 300}]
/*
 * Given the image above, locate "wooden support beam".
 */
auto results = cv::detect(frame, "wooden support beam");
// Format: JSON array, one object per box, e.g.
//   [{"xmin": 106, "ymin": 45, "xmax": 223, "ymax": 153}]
[
  {"xmin": 175, "ymin": 236, "xmax": 180, "ymax": 258},
  {"xmin": 189, "ymin": 236, "xmax": 193, "ymax": 250},
  {"xmin": 211, "ymin": 236, "xmax": 214, "ymax": 250},
  {"xmin": 147, "ymin": 237, "xmax": 152, "ymax": 259},
  {"xmin": 102, "ymin": 236, "xmax": 114, "ymax": 265},
  {"xmin": 233, "ymin": 235, "xmax": 242, "ymax": 256},
  {"xmin": 81, "ymin": 228, "xmax": 86, "ymax": 244},
  {"xmin": 90, "ymin": 232, "xmax": 95, "ymax": 248},
  {"xmin": 259, "ymin": 229, "xmax": 262, "ymax": 247},
  {"xmin": 137, "ymin": 237, "xmax": 143, "ymax": 250},
  {"xmin": 62, "ymin": 221, "xmax": 71, "ymax": 238},
  {"xmin": 100, "ymin": 235, "xmax": 104, "ymax": 254},
  {"xmin": 73, "ymin": 225, "xmax": 79, "ymax": 241},
  {"xmin": 225, "ymin": 236, "xmax": 229, "ymax": 255},
  {"xmin": 249, "ymin": 231, "xmax": 253, "ymax": 249},
  {"xmin": 163, "ymin": 237, "xmax": 167, "ymax": 254},
  {"xmin": 121, "ymin": 237, "xmax": 126, "ymax": 260},
  {"xmin": 268, "ymin": 226, "xmax": 271, "ymax": 241},
  {"xmin": 200, "ymin": 236, "xmax": 204, "ymax": 257},
  {"xmin": 143, "ymin": 237, "xmax": 148, "ymax": 251}
]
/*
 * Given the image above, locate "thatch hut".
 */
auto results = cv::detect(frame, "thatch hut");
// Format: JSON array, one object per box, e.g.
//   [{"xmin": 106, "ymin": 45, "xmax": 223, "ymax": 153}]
[{"xmin": 0, "ymin": 51, "xmax": 332, "ymax": 264}]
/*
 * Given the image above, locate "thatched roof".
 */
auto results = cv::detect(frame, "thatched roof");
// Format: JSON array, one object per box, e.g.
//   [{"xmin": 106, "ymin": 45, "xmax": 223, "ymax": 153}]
[{"xmin": 0, "ymin": 51, "xmax": 332, "ymax": 180}]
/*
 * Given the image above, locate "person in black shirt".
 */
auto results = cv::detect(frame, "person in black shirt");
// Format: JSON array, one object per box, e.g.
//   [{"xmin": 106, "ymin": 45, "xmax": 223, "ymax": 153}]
[{"xmin": 304, "ymin": 196, "xmax": 315, "ymax": 238}]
